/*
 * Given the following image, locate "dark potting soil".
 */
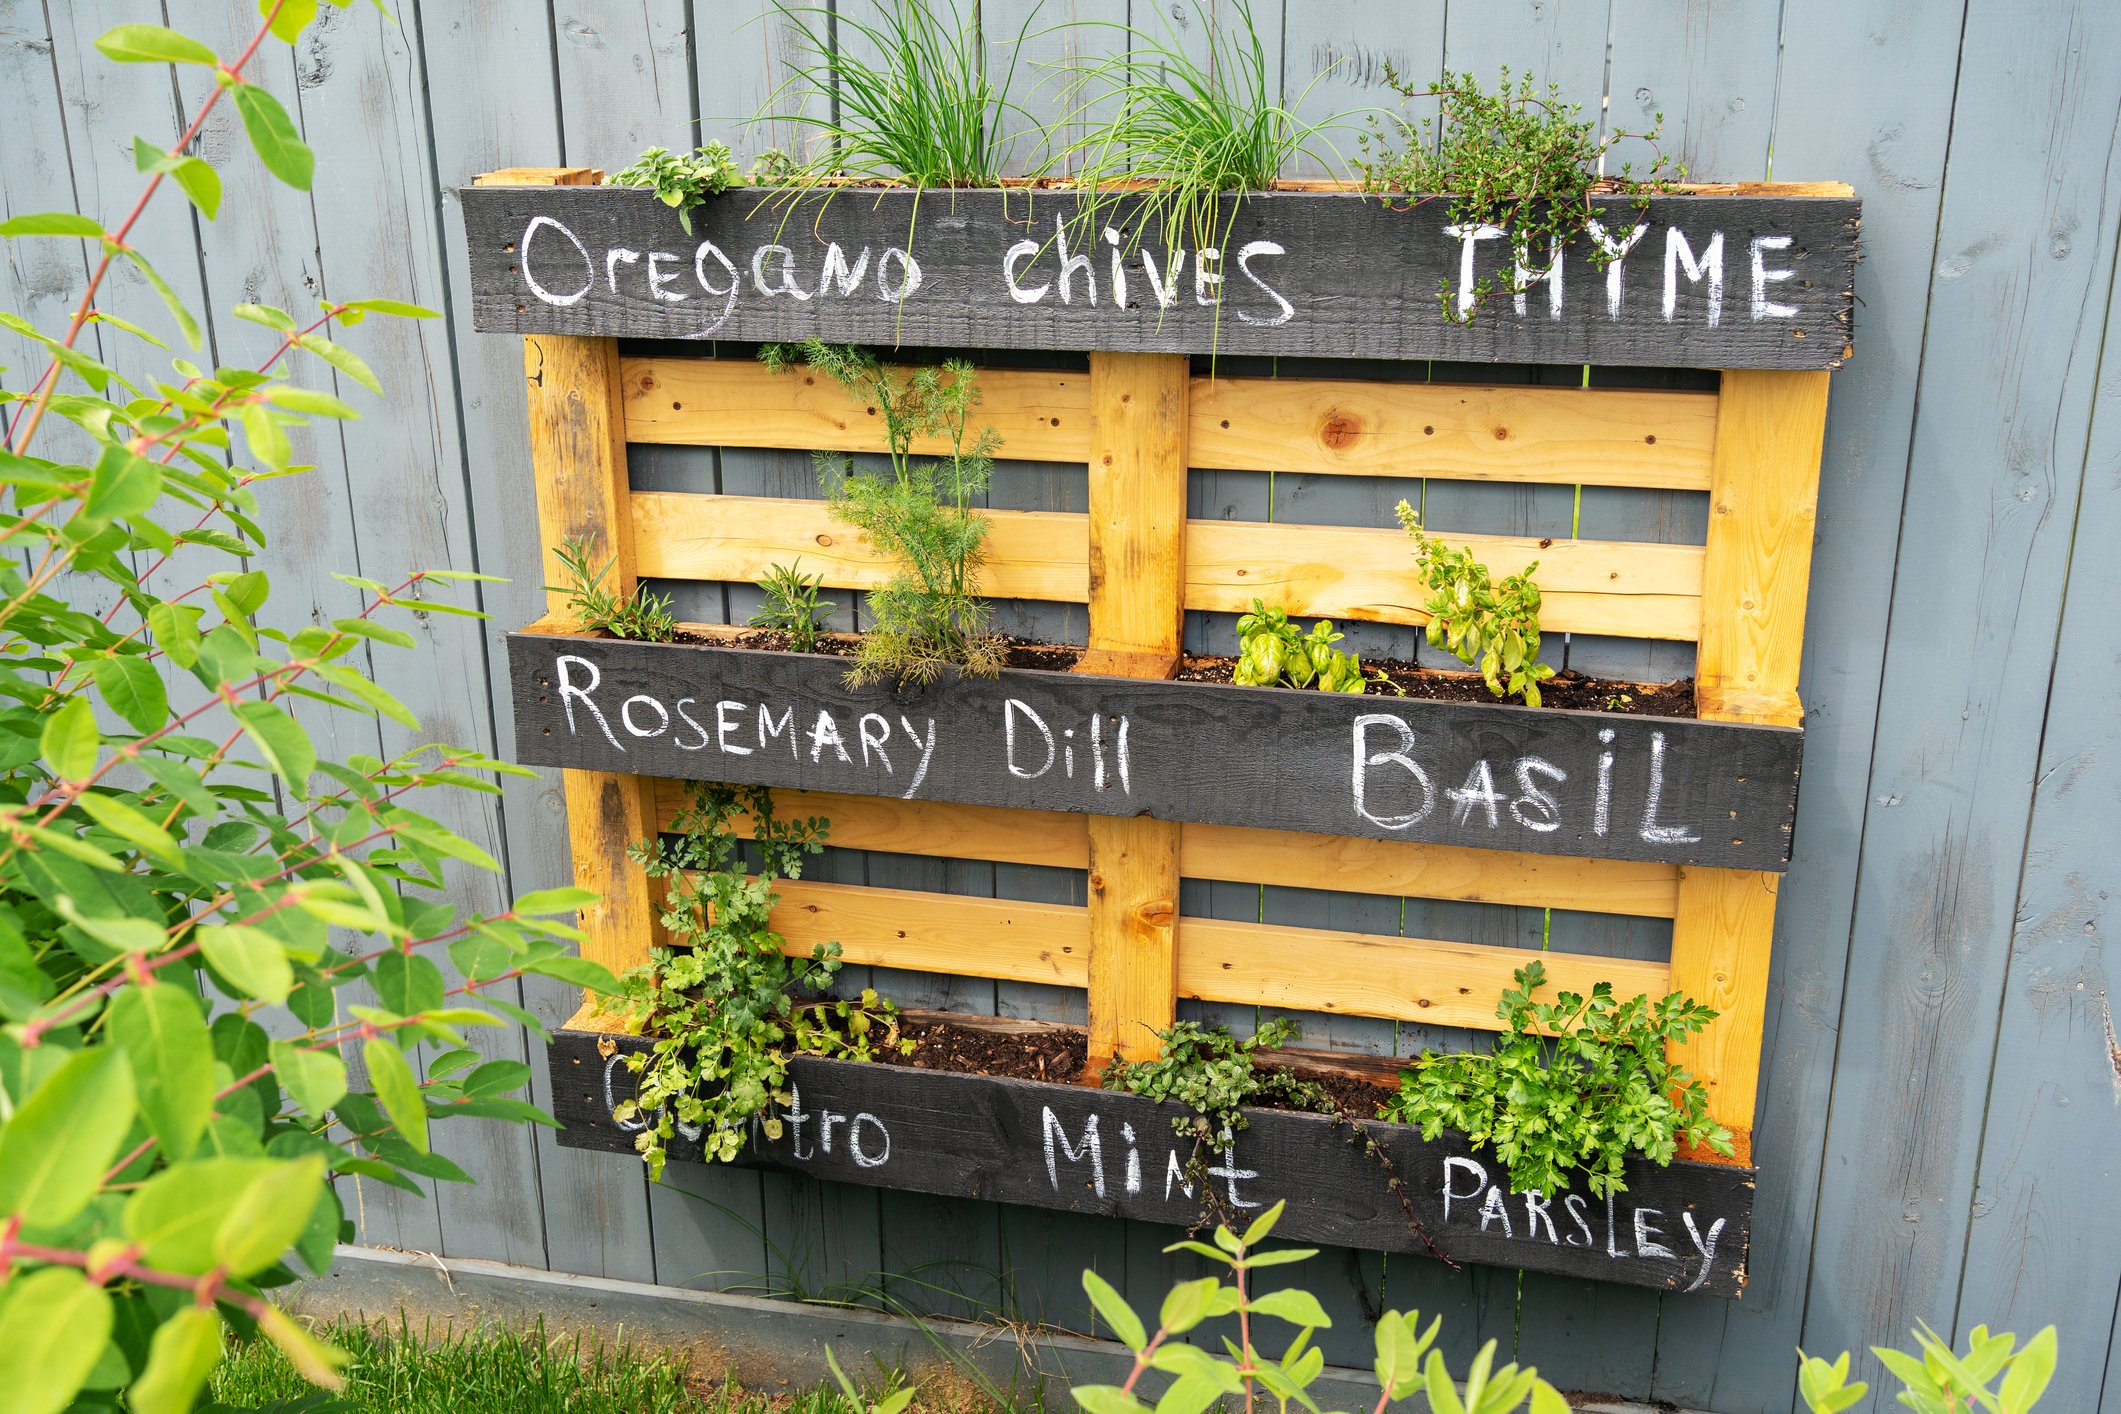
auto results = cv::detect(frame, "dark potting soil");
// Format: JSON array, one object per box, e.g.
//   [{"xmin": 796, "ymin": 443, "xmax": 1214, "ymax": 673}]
[
  {"xmin": 677, "ymin": 627, "xmax": 1085, "ymax": 673},
  {"xmin": 874, "ymin": 1015, "xmax": 1400, "ymax": 1123}
]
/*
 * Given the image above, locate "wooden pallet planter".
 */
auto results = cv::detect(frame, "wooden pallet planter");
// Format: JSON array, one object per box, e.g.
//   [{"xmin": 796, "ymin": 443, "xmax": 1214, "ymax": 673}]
[{"xmin": 470, "ymin": 168, "xmax": 1853, "ymax": 1298}]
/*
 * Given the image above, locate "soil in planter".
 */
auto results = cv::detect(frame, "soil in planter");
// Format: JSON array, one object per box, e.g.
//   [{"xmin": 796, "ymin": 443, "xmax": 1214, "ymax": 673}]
[{"xmin": 679, "ymin": 627, "xmax": 1692, "ymax": 717}]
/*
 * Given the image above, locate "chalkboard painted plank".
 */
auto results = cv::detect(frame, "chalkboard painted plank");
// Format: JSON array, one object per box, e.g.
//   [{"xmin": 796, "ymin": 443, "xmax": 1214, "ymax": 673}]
[
  {"xmin": 460, "ymin": 184, "xmax": 1858, "ymax": 369},
  {"xmin": 1798, "ymin": 0, "xmax": 2121, "ymax": 1402},
  {"xmin": 549, "ymin": 1025, "xmax": 1754, "ymax": 1297},
  {"xmin": 1644, "ymin": 2, "xmax": 1967, "ymax": 1407},
  {"xmin": 507, "ymin": 629, "xmax": 1804, "ymax": 870}
]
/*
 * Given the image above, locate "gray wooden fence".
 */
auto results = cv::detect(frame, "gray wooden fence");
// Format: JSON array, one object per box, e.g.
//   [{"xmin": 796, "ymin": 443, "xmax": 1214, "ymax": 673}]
[{"xmin": 3, "ymin": 1, "xmax": 2116, "ymax": 1410}]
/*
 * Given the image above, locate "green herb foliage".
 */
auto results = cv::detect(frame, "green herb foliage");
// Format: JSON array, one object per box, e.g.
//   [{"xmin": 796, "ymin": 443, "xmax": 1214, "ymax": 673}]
[
  {"xmin": 606, "ymin": 143, "xmax": 742, "ymax": 233},
  {"xmin": 1071, "ymin": 1200, "xmax": 1570, "ymax": 1414},
  {"xmin": 1233, "ymin": 599, "xmax": 1369, "ymax": 693},
  {"xmin": 0, "ymin": 8, "xmax": 612, "ymax": 1407},
  {"xmin": 759, "ymin": 0, "xmax": 1037, "ymax": 187},
  {"xmin": 1050, "ymin": 0, "xmax": 1344, "ymax": 267},
  {"xmin": 605, "ymin": 785, "xmax": 908, "ymax": 1176},
  {"xmin": 750, "ymin": 559, "xmax": 835, "ymax": 652},
  {"xmin": 1384, "ymin": 960, "xmax": 1732, "ymax": 1199},
  {"xmin": 549, "ymin": 535, "xmax": 677, "ymax": 643},
  {"xmin": 761, "ymin": 341, "xmax": 1004, "ymax": 684},
  {"xmin": 1396, "ymin": 499, "xmax": 1555, "ymax": 705},
  {"xmin": 1355, "ymin": 66, "xmax": 1684, "ymax": 323},
  {"xmin": 1799, "ymin": 1323, "xmax": 2058, "ymax": 1414},
  {"xmin": 1103, "ymin": 1017, "xmax": 1327, "ymax": 1149}
]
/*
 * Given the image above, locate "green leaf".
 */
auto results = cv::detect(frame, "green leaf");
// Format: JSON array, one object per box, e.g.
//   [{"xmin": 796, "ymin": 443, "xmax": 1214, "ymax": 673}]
[
  {"xmin": 0, "ymin": 1045, "xmax": 136, "ymax": 1226},
  {"xmin": 373, "ymin": 949, "xmax": 446, "ymax": 1015},
  {"xmin": 1423, "ymin": 1349, "xmax": 1468, "ymax": 1414},
  {"xmin": 234, "ymin": 302, "xmax": 297, "ymax": 331},
  {"xmin": 312, "ymin": 663, "xmax": 419, "ymax": 728},
  {"xmin": 512, "ymin": 885, "xmax": 599, "ymax": 915},
  {"xmin": 39, "ymin": 693, "xmax": 99, "ymax": 780},
  {"xmin": 230, "ymin": 82, "xmax": 315, "ymax": 190},
  {"xmin": 146, "ymin": 601, "xmax": 204, "ymax": 668},
  {"xmin": 95, "ymin": 23, "xmax": 219, "ymax": 65},
  {"xmin": 117, "ymin": 246, "xmax": 201, "ymax": 349},
  {"xmin": 344, "ymin": 297, "xmax": 439, "ymax": 318},
  {"xmin": 124, "ymin": 1157, "xmax": 277, "ymax": 1273},
  {"xmin": 1082, "ymin": 1269, "xmax": 1147, "ymax": 1352},
  {"xmin": 0, "ymin": 1268, "xmax": 115, "ymax": 1414},
  {"xmin": 238, "ymin": 399, "xmax": 292, "ymax": 472},
  {"xmin": 1999, "ymin": 1327, "xmax": 2057, "ymax": 1411},
  {"xmin": 0, "ymin": 211, "xmax": 104, "ymax": 237},
  {"xmin": 216, "ymin": 1153, "xmax": 328, "ymax": 1275},
  {"xmin": 1248, "ymin": 1287, "xmax": 1332, "ymax": 1330},
  {"xmin": 231, "ymin": 698, "xmax": 316, "ymax": 793},
  {"xmin": 1072, "ymin": 1387, "xmax": 1151, "ymax": 1414},
  {"xmin": 257, "ymin": 1306, "xmax": 348, "ymax": 1390},
  {"xmin": 197, "ymin": 922, "xmax": 295, "ymax": 1004},
  {"xmin": 1151, "ymin": 1375, "xmax": 1223, "ymax": 1414},
  {"xmin": 265, "ymin": 0, "xmax": 322, "ymax": 43},
  {"xmin": 127, "ymin": 1306, "xmax": 223, "ymax": 1414},
  {"xmin": 520, "ymin": 954, "xmax": 621, "ymax": 993},
  {"xmin": 109, "ymin": 983, "xmax": 215, "ymax": 1162},
  {"xmin": 167, "ymin": 155, "xmax": 223, "ymax": 220},
  {"xmin": 91, "ymin": 653, "xmax": 169, "ymax": 733},
  {"xmin": 78, "ymin": 442, "xmax": 163, "ymax": 532},
  {"xmin": 332, "ymin": 615, "xmax": 415, "ymax": 649},
  {"xmin": 365, "ymin": 1034, "xmax": 429, "ymax": 1153},
  {"xmin": 265, "ymin": 385, "xmax": 358, "ymax": 418},
  {"xmin": 1159, "ymin": 1276, "xmax": 1222, "ymax": 1336},
  {"xmin": 295, "ymin": 332, "xmax": 382, "ymax": 394},
  {"xmin": 54, "ymin": 896, "xmax": 166, "ymax": 954}
]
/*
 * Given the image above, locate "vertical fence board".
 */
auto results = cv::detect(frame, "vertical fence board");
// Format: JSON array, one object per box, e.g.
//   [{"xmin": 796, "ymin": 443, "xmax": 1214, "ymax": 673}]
[{"xmin": 1799, "ymin": 8, "xmax": 2121, "ymax": 1414}]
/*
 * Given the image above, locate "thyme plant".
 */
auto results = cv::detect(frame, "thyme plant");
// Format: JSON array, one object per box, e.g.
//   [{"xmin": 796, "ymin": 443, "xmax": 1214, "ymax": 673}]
[
  {"xmin": 604, "ymin": 785, "xmax": 906, "ymax": 1176},
  {"xmin": 1384, "ymin": 961, "xmax": 1732, "ymax": 1199},
  {"xmin": 1356, "ymin": 67, "xmax": 1685, "ymax": 322},
  {"xmin": 761, "ymin": 341, "xmax": 1004, "ymax": 684},
  {"xmin": 1396, "ymin": 500, "xmax": 1556, "ymax": 705}
]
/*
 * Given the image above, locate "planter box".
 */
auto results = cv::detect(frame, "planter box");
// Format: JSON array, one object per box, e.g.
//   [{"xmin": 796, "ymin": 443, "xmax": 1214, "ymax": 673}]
[
  {"xmin": 508, "ymin": 627, "xmax": 1803, "ymax": 872},
  {"xmin": 549, "ymin": 1022, "xmax": 1753, "ymax": 1298},
  {"xmin": 460, "ymin": 183, "xmax": 1858, "ymax": 369}
]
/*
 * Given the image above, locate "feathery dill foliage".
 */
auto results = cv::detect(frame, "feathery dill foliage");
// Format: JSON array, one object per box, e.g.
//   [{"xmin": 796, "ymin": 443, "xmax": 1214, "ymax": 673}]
[
  {"xmin": 1356, "ymin": 66, "xmax": 1685, "ymax": 322},
  {"xmin": 761, "ymin": 340, "xmax": 1004, "ymax": 685},
  {"xmin": 548, "ymin": 535, "xmax": 676, "ymax": 642},
  {"xmin": 1051, "ymin": 0, "xmax": 1344, "ymax": 256},
  {"xmin": 760, "ymin": 0, "xmax": 1037, "ymax": 186}
]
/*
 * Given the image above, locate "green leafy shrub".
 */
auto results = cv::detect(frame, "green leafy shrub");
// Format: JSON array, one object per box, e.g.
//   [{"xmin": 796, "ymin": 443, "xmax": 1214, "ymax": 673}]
[
  {"xmin": 1396, "ymin": 499, "xmax": 1556, "ymax": 705},
  {"xmin": 606, "ymin": 143, "xmax": 741, "ymax": 233},
  {"xmin": 758, "ymin": 0, "xmax": 1037, "ymax": 187},
  {"xmin": 604, "ymin": 785, "xmax": 907, "ymax": 1176},
  {"xmin": 0, "ymin": 8, "xmax": 613, "ymax": 1407},
  {"xmin": 1384, "ymin": 960, "xmax": 1732, "ymax": 1198},
  {"xmin": 1355, "ymin": 67, "xmax": 1684, "ymax": 322},
  {"xmin": 1104, "ymin": 1017, "xmax": 1326, "ymax": 1148},
  {"xmin": 750, "ymin": 559, "xmax": 835, "ymax": 652},
  {"xmin": 1070, "ymin": 1200, "xmax": 1568, "ymax": 1414},
  {"xmin": 1799, "ymin": 1322, "xmax": 2057, "ymax": 1414},
  {"xmin": 550, "ymin": 534, "xmax": 677, "ymax": 642},
  {"xmin": 1232, "ymin": 600, "xmax": 1369, "ymax": 693},
  {"xmin": 761, "ymin": 341, "xmax": 1004, "ymax": 685}
]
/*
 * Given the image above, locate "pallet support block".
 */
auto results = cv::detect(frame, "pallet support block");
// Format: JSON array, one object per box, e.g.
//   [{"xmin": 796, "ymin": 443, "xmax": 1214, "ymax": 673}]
[{"xmin": 1081, "ymin": 353, "xmax": 1189, "ymax": 1068}]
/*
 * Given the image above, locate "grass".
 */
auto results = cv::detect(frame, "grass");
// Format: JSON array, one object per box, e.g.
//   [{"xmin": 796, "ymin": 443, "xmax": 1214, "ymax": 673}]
[{"xmin": 205, "ymin": 1315, "xmax": 904, "ymax": 1414}]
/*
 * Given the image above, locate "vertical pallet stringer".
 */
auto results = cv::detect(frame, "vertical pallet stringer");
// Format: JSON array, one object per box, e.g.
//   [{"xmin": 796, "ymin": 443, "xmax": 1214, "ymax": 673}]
[
  {"xmin": 495, "ymin": 167, "xmax": 657, "ymax": 1014},
  {"xmin": 1080, "ymin": 354, "xmax": 1189, "ymax": 1071},
  {"xmin": 1669, "ymin": 368, "xmax": 1831, "ymax": 1153}
]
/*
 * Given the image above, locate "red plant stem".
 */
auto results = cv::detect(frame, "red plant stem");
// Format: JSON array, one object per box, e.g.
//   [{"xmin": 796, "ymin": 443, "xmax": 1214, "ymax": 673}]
[
  {"xmin": 0, "ymin": 1229, "xmax": 264, "ymax": 1316},
  {"xmin": 6, "ymin": 3, "xmax": 287, "ymax": 459}
]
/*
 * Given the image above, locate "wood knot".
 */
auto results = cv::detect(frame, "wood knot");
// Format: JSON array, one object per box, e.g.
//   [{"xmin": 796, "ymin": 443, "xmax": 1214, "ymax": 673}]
[
  {"xmin": 1492, "ymin": 426, "xmax": 1509, "ymax": 440},
  {"xmin": 1138, "ymin": 903, "xmax": 1175, "ymax": 928},
  {"xmin": 814, "ymin": 534, "xmax": 834, "ymax": 547},
  {"xmin": 596, "ymin": 1037, "xmax": 617, "ymax": 1058},
  {"xmin": 1320, "ymin": 412, "xmax": 1361, "ymax": 450}
]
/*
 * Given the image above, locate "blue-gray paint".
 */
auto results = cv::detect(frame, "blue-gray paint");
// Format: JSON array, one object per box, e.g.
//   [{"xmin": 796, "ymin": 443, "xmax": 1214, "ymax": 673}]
[{"xmin": 6, "ymin": 0, "xmax": 2118, "ymax": 1408}]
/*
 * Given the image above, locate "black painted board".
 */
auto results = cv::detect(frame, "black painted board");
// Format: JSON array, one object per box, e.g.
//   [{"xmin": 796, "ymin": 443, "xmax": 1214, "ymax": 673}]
[
  {"xmin": 461, "ymin": 184, "xmax": 1858, "ymax": 369},
  {"xmin": 507, "ymin": 631, "xmax": 1803, "ymax": 871},
  {"xmin": 549, "ymin": 1029, "xmax": 1753, "ymax": 1298}
]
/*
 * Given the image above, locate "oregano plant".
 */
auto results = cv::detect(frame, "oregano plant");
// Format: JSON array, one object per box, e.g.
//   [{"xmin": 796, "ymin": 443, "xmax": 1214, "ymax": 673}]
[{"xmin": 0, "ymin": 6, "xmax": 618, "ymax": 1408}]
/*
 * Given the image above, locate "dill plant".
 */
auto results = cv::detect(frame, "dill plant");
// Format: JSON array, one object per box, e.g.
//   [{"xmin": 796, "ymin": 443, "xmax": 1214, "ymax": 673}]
[
  {"xmin": 1356, "ymin": 66, "xmax": 1685, "ymax": 322},
  {"xmin": 757, "ymin": 0, "xmax": 1038, "ymax": 186},
  {"xmin": 760, "ymin": 341, "xmax": 1004, "ymax": 685}
]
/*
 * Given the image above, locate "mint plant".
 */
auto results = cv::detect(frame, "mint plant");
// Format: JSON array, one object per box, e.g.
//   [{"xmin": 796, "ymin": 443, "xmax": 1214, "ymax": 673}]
[
  {"xmin": 1233, "ymin": 600, "xmax": 1370, "ymax": 693},
  {"xmin": 1396, "ymin": 500, "xmax": 1556, "ymax": 705},
  {"xmin": 0, "ymin": 7, "xmax": 613, "ymax": 1406},
  {"xmin": 1071, "ymin": 1201, "xmax": 1568, "ymax": 1414},
  {"xmin": 1384, "ymin": 961, "xmax": 1732, "ymax": 1198},
  {"xmin": 761, "ymin": 341, "xmax": 1004, "ymax": 685},
  {"xmin": 604, "ymin": 784, "xmax": 908, "ymax": 1176}
]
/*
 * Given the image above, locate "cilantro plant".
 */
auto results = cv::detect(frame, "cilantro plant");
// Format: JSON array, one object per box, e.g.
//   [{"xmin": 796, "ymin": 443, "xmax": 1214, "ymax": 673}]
[
  {"xmin": 549, "ymin": 535, "xmax": 676, "ymax": 643},
  {"xmin": 604, "ymin": 784, "xmax": 907, "ymax": 1176},
  {"xmin": 1385, "ymin": 960, "xmax": 1732, "ymax": 1199},
  {"xmin": 0, "ymin": 7, "xmax": 615, "ymax": 1407},
  {"xmin": 761, "ymin": 341, "xmax": 1004, "ymax": 685},
  {"xmin": 1233, "ymin": 600, "xmax": 1370, "ymax": 693},
  {"xmin": 1355, "ymin": 67, "xmax": 1684, "ymax": 323},
  {"xmin": 1396, "ymin": 500, "xmax": 1556, "ymax": 705},
  {"xmin": 750, "ymin": 558, "xmax": 835, "ymax": 652},
  {"xmin": 605, "ymin": 143, "xmax": 741, "ymax": 234},
  {"xmin": 1072, "ymin": 1200, "xmax": 1569, "ymax": 1414}
]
